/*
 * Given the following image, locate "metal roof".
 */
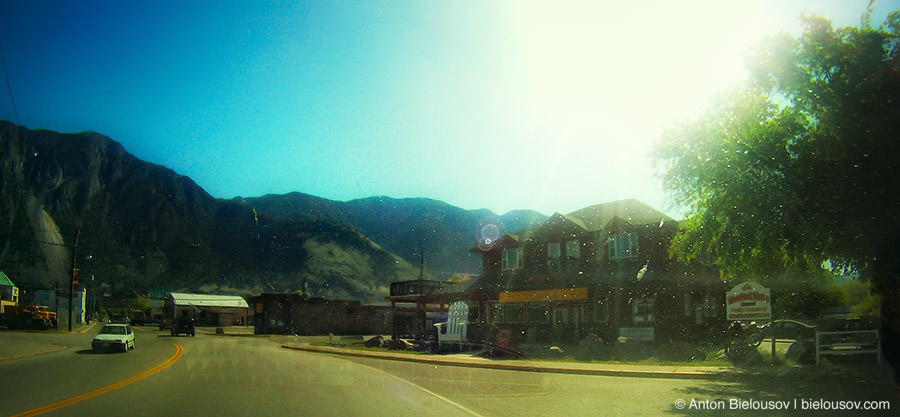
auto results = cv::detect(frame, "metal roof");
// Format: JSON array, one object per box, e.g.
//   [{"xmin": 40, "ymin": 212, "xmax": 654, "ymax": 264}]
[
  {"xmin": 0, "ymin": 271, "xmax": 15, "ymax": 287},
  {"xmin": 169, "ymin": 292, "xmax": 249, "ymax": 308}
]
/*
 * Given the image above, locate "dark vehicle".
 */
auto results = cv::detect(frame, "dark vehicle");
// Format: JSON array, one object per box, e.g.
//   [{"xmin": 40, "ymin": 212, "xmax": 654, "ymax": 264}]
[
  {"xmin": 171, "ymin": 316, "xmax": 195, "ymax": 337},
  {"xmin": 158, "ymin": 319, "xmax": 172, "ymax": 331},
  {"xmin": 129, "ymin": 309, "xmax": 147, "ymax": 326},
  {"xmin": 762, "ymin": 319, "xmax": 816, "ymax": 340},
  {"xmin": 109, "ymin": 315, "xmax": 129, "ymax": 324}
]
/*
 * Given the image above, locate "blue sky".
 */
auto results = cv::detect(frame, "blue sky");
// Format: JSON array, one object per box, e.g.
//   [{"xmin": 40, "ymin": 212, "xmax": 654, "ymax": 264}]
[{"xmin": 0, "ymin": 1, "xmax": 896, "ymax": 217}]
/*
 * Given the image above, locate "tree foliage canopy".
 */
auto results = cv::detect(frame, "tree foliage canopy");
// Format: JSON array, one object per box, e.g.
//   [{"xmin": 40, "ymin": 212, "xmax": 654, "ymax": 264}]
[{"xmin": 654, "ymin": 11, "xmax": 900, "ymax": 280}]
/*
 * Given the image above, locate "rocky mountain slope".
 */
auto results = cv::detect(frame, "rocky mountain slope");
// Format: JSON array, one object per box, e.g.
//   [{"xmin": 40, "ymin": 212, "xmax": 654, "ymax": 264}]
[
  {"xmin": 0, "ymin": 122, "xmax": 419, "ymax": 301},
  {"xmin": 241, "ymin": 193, "xmax": 547, "ymax": 277}
]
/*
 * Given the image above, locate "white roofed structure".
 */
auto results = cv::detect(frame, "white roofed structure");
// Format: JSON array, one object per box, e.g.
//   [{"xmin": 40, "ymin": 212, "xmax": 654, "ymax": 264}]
[
  {"xmin": 169, "ymin": 292, "xmax": 249, "ymax": 308},
  {"xmin": 166, "ymin": 292, "xmax": 250, "ymax": 326}
]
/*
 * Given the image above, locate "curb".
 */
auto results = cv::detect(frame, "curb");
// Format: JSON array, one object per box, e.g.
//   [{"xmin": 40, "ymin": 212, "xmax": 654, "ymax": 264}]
[
  {"xmin": 281, "ymin": 343, "xmax": 724, "ymax": 380},
  {"xmin": 78, "ymin": 322, "xmax": 99, "ymax": 334}
]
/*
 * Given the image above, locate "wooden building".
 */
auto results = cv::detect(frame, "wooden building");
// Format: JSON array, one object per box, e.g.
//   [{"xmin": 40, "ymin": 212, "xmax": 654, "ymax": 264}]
[
  {"xmin": 252, "ymin": 294, "xmax": 392, "ymax": 335},
  {"xmin": 388, "ymin": 199, "xmax": 726, "ymax": 346}
]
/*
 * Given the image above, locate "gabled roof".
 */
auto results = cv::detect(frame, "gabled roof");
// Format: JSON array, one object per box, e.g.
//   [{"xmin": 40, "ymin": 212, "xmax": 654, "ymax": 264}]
[
  {"xmin": 506, "ymin": 229, "xmax": 534, "ymax": 243},
  {"xmin": 471, "ymin": 199, "xmax": 675, "ymax": 252},
  {"xmin": 169, "ymin": 292, "xmax": 249, "ymax": 308},
  {"xmin": 470, "ymin": 230, "xmax": 533, "ymax": 253},
  {"xmin": 0, "ymin": 271, "xmax": 15, "ymax": 287},
  {"xmin": 565, "ymin": 198, "xmax": 675, "ymax": 231},
  {"xmin": 539, "ymin": 212, "xmax": 590, "ymax": 232}
]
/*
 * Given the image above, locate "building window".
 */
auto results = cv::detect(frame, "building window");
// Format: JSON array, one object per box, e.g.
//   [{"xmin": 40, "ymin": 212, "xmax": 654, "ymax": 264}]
[
  {"xmin": 502, "ymin": 247, "xmax": 524, "ymax": 270},
  {"xmin": 704, "ymin": 296, "xmax": 719, "ymax": 318},
  {"xmin": 593, "ymin": 298, "xmax": 610, "ymax": 322},
  {"xmin": 565, "ymin": 240, "xmax": 581, "ymax": 271},
  {"xmin": 490, "ymin": 303, "xmax": 503, "ymax": 322},
  {"xmin": 506, "ymin": 304, "xmax": 525, "ymax": 323},
  {"xmin": 468, "ymin": 303, "xmax": 480, "ymax": 322},
  {"xmin": 553, "ymin": 306, "xmax": 568, "ymax": 325},
  {"xmin": 528, "ymin": 303, "xmax": 550, "ymax": 323},
  {"xmin": 566, "ymin": 240, "xmax": 580, "ymax": 259},
  {"xmin": 632, "ymin": 297, "xmax": 655, "ymax": 324},
  {"xmin": 547, "ymin": 242, "xmax": 561, "ymax": 271},
  {"xmin": 577, "ymin": 303, "xmax": 590, "ymax": 323},
  {"xmin": 608, "ymin": 232, "xmax": 639, "ymax": 259}
]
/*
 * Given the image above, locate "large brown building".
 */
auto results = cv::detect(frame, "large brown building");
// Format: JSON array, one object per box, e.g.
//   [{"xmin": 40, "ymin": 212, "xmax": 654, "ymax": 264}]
[{"xmin": 391, "ymin": 199, "xmax": 726, "ymax": 347}]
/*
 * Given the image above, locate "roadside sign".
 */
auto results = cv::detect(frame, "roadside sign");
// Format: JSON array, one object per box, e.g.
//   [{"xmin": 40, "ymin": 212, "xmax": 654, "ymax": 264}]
[
  {"xmin": 726, "ymin": 282, "xmax": 772, "ymax": 321},
  {"xmin": 619, "ymin": 327, "xmax": 655, "ymax": 342}
]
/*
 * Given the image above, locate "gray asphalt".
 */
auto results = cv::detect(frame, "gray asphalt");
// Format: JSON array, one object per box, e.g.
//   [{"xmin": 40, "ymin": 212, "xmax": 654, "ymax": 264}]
[{"xmin": 0, "ymin": 328, "xmax": 896, "ymax": 416}]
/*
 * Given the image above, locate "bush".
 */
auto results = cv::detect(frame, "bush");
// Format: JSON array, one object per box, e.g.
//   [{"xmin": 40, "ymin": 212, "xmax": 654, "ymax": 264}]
[
  {"xmin": 575, "ymin": 333, "xmax": 612, "ymax": 361},
  {"xmin": 726, "ymin": 345, "xmax": 765, "ymax": 366},
  {"xmin": 656, "ymin": 342, "xmax": 705, "ymax": 362},
  {"xmin": 614, "ymin": 339, "xmax": 653, "ymax": 361}
]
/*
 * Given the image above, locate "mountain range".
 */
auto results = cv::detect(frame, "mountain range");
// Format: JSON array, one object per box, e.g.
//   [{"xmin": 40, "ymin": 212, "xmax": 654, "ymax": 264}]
[{"xmin": 0, "ymin": 122, "xmax": 546, "ymax": 301}]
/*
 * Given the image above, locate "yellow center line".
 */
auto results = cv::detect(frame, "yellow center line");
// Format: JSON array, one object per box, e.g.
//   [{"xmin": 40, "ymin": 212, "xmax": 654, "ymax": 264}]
[
  {"xmin": 10, "ymin": 343, "xmax": 184, "ymax": 417},
  {"xmin": 0, "ymin": 345, "xmax": 67, "ymax": 361}
]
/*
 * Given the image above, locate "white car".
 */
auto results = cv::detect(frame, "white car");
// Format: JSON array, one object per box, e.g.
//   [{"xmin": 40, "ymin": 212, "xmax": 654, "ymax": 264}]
[{"xmin": 92, "ymin": 324, "xmax": 135, "ymax": 353}]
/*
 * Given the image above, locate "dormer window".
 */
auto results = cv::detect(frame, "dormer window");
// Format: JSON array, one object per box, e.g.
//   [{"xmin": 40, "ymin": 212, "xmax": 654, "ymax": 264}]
[
  {"xmin": 547, "ymin": 242, "xmax": 561, "ymax": 271},
  {"xmin": 608, "ymin": 232, "xmax": 639, "ymax": 259},
  {"xmin": 565, "ymin": 240, "xmax": 580, "ymax": 259},
  {"xmin": 502, "ymin": 247, "xmax": 524, "ymax": 270}
]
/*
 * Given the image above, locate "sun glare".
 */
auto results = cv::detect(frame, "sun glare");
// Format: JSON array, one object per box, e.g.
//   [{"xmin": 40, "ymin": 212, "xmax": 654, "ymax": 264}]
[{"xmin": 462, "ymin": 1, "xmax": 789, "ymax": 213}]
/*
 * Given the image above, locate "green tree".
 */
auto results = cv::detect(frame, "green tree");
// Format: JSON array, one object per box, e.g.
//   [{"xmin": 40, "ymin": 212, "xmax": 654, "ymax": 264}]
[
  {"xmin": 129, "ymin": 296, "xmax": 150, "ymax": 311},
  {"xmin": 654, "ymin": 11, "xmax": 900, "ymax": 282}
]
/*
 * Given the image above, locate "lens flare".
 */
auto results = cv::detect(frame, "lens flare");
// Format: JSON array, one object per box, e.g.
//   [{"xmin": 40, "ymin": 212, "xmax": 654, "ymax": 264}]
[{"xmin": 476, "ymin": 217, "xmax": 504, "ymax": 249}]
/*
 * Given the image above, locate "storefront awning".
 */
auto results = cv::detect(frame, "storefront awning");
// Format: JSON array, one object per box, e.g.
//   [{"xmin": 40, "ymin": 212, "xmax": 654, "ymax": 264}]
[{"xmin": 499, "ymin": 287, "xmax": 588, "ymax": 303}]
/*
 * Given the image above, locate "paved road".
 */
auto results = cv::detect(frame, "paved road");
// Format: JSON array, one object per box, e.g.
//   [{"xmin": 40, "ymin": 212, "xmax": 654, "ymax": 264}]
[{"xmin": 1, "ymin": 328, "xmax": 896, "ymax": 416}]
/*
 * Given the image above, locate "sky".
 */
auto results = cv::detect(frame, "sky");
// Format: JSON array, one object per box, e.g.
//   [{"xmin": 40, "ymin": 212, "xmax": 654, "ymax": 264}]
[{"xmin": 0, "ymin": 0, "xmax": 897, "ymax": 218}]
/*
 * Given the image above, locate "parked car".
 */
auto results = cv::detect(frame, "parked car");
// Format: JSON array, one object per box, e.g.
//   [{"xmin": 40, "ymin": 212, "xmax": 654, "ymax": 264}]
[
  {"xmin": 761, "ymin": 319, "xmax": 816, "ymax": 342},
  {"xmin": 92, "ymin": 324, "xmax": 135, "ymax": 353},
  {"xmin": 759, "ymin": 319, "xmax": 817, "ymax": 364},
  {"xmin": 171, "ymin": 316, "xmax": 195, "ymax": 337}
]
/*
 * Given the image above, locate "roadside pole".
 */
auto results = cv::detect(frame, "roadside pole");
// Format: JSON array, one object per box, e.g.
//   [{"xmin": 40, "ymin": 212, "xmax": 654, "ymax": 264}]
[
  {"xmin": 770, "ymin": 293, "xmax": 776, "ymax": 365},
  {"xmin": 68, "ymin": 228, "xmax": 80, "ymax": 333},
  {"xmin": 771, "ymin": 317, "xmax": 776, "ymax": 365}
]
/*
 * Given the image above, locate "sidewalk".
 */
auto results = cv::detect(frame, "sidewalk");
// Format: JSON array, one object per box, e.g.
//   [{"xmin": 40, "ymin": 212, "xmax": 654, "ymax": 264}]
[
  {"xmin": 197, "ymin": 325, "xmax": 266, "ymax": 336},
  {"xmin": 0, "ymin": 321, "xmax": 99, "ymax": 360},
  {"xmin": 282, "ymin": 341, "xmax": 893, "ymax": 381},
  {"xmin": 282, "ymin": 342, "xmax": 732, "ymax": 379},
  {"xmin": 0, "ymin": 332, "xmax": 71, "ymax": 361}
]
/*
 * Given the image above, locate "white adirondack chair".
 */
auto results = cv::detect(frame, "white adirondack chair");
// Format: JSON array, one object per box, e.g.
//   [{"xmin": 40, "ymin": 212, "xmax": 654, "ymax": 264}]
[{"xmin": 435, "ymin": 301, "xmax": 468, "ymax": 351}]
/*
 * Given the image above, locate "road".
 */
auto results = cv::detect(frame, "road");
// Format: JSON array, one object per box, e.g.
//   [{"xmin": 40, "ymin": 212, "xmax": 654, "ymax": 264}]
[{"xmin": 0, "ymin": 328, "xmax": 896, "ymax": 416}]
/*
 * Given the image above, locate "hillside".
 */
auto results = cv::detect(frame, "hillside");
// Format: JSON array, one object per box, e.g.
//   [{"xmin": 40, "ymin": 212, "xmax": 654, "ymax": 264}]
[
  {"xmin": 0, "ymin": 122, "xmax": 418, "ymax": 301},
  {"xmin": 241, "ymin": 194, "xmax": 548, "ymax": 277}
]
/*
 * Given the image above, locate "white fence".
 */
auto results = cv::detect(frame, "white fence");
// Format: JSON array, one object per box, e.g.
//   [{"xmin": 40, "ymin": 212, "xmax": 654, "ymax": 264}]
[{"xmin": 815, "ymin": 329, "xmax": 880, "ymax": 365}]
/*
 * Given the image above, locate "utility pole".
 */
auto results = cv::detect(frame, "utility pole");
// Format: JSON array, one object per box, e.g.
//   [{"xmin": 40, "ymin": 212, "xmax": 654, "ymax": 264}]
[
  {"xmin": 68, "ymin": 228, "xmax": 80, "ymax": 332},
  {"xmin": 418, "ymin": 250, "xmax": 425, "ymax": 280}
]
